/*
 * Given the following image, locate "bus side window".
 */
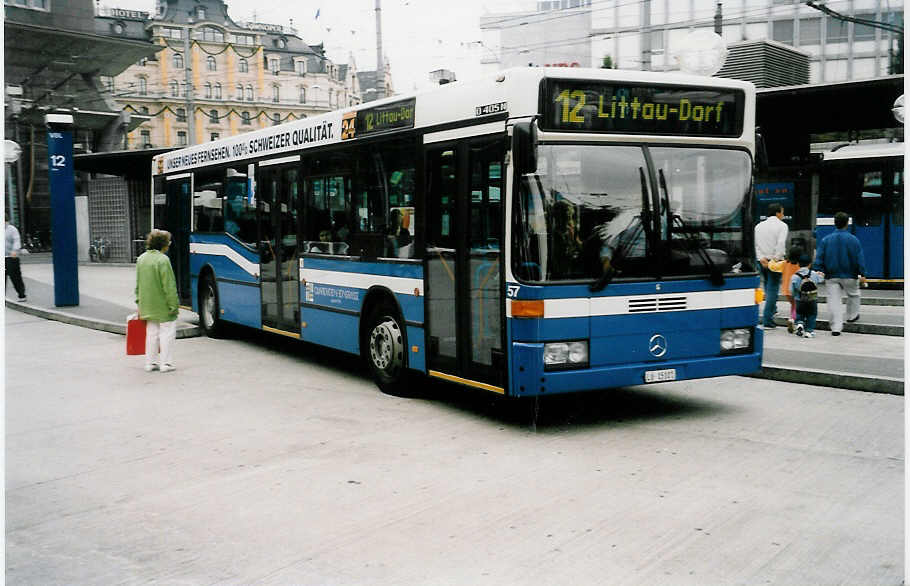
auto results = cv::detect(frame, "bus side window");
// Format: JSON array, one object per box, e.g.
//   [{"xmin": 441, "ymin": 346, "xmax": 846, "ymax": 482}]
[
  {"xmin": 193, "ymin": 175, "xmax": 225, "ymax": 233},
  {"xmin": 224, "ymin": 166, "xmax": 256, "ymax": 244},
  {"xmin": 856, "ymin": 170, "xmax": 884, "ymax": 227},
  {"xmin": 304, "ymin": 174, "xmax": 353, "ymax": 255}
]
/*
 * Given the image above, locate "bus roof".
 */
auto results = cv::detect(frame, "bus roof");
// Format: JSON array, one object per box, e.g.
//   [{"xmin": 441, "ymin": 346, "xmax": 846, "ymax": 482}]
[
  {"xmin": 822, "ymin": 141, "xmax": 905, "ymax": 161},
  {"xmin": 152, "ymin": 67, "xmax": 755, "ymax": 176}
]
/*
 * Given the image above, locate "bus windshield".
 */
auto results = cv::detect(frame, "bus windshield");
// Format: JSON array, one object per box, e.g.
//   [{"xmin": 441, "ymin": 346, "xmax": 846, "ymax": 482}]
[{"xmin": 513, "ymin": 144, "xmax": 753, "ymax": 283}]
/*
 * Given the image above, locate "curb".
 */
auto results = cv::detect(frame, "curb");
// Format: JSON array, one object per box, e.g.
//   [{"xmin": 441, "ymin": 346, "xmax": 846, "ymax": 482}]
[
  {"xmin": 772, "ymin": 316, "xmax": 903, "ymax": 337},
  {"xmin": 5, "ymin": 300, "xmax": 202, "ymax": 339},
  {"xmin": 750, "ymin": 364, "xmax": 904, "ymax": 395},
  {"xmin": 818, "ymin": 296, "xmax": 904, "ymax": 307}
]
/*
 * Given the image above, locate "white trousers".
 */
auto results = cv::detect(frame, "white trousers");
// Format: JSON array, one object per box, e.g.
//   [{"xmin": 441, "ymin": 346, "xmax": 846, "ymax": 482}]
[
  {"xmin": 145, "ymin": 320, "xmax": 177, "ymax": 367},
  {"xmin": 825, "ymin": 278, "xmax": 861, "ymax": 333}
]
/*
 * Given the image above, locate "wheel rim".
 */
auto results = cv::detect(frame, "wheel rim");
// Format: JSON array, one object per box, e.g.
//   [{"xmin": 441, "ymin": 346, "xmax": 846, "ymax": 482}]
[
  {"xmin": 202, "ymin": 284, "xmax": 216, "ymax": 329},
  {"xmin": 369, "ymin": 317, "xmax": 403, "ymax": 376}
]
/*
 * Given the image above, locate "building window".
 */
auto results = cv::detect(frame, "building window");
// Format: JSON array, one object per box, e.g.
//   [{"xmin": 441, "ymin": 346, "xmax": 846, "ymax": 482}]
[
  {"xmin": 176, "ymin": 108, "xmax": 186, "ymax": 122},
  {"xmin": 196, "ymin": 6, "xmax": 205, "ymax": 20},
  {"xmin": 170, "ymin": 80, "xmax": 179, "ymax": 96},
  {"xmin": 853, "ymin": 14, "xmax": 878, "ymax": 41},
  {"xmin": 232, "ymin": 34, "xmax": 255, "ymax": 45},
  {"xmin": 246, "ymin": 85, "xmax": 254, "ymax": 101},
  {"xmin": 141, "ymin": 130, "xmax": 151, "ymax": 148},
  {"xmin": 214, "ymin": 83, "xmax": 222, "ymax": 99},
  {"xmin": 238, "ymin": 58, "xmax": 248, "ymax": 73},
  {"xmin": 173, "ymin": 52, "xmax": 184, "ymax": 69},
  {"xmin": 799, "ymin": 18, "xmax": 821, "ymax": 45},
  {"xmin": 204, "ymin": 82, "xmax": 212, "ymax": 99},
  {"xmin": 328, "ymin": 89, "xmax": 333, "ymax": 108},
  {"xmin": 272, "ymin": 112, "xmax": 281, "ymax": 125},
  {"xmin": 181, "ymin": 81, "xmax": 189, "ymax": 97},
  {"xmin": 296, "ymin": 61, "xmax": 306, "ymax": 76},
  {"xmin": 6, "ymin": 0, "xmax": 50, "ymax": 11},
  {"xmin": 241, "ymin": 111, "xmax": 251, "ymax": 125},
  {"xmin": 162, "ymin": 27, "xmax": 182, "ymax": 39},
  {"xmin": 270, "ymin": 58, "xmax": 280, "ymax": 74},
  {"xmin": 207, "ymin": 56, "xmax": 217, "ymax": 71},
  {"xmin": 299, "ymin": 86, "xmax": 306, "ymax": 104},
  {"xmin": 201, "ymin": 26, "xmax": 224, "ymax": 43},
  {"xmin": 100, "ymin": 76, "xmax": 114, "ymax": 91},
  {"xmin": 236, "ymin": 84, "xmax": 244, "ymax": 100},
  {"xmin": 138, "ymin": 57, "xmax": 148, "ymax": 66},
  {"xmin": 210, "ymin": 132, "xmax": 220, "ymax": 142},
  {"xmin": 772, "ymin": 20, "xmax": 794, "ymax": 45},
  {"xmin": 827, "ymin": 17, "xmax": 849, "ymax": 43},
  {"xmin": 272, "ymin": 84, "xmax": 280, "ymax": 103},
  {"xmin": 137, "ymin": 77, "xmax": 148, "ymax": 95},
  {"xmin": 209, "ymin": 109, "xmax": 219, "ymax": 123},
  {"xmin": 177, "ymin": 131, "xmax": 187, "ymax": 146}
]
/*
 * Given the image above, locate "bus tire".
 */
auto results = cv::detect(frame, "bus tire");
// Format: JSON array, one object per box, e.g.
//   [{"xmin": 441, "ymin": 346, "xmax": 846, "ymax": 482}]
[
  {"xmin": 199, "ymin": 274, "xmax": 225, "ymax": 338},
  {"xmin": 364, "ymin": 304, "xmax": 415, "ymax": 396}
]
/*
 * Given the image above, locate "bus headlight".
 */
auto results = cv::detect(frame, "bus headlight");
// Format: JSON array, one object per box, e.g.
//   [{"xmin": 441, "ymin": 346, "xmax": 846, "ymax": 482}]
[
  {"xmin": 544, "ymin": 340, "xmax": 589, "ymax": 370},
  {"xmin": 720, "ymin": 328, "xmax": 752, "ymax": 353}
]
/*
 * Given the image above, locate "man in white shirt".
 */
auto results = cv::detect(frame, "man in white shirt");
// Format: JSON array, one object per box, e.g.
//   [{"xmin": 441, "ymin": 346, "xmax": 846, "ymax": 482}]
[
  {"xmin": 754, "ymin": 203, "xmax": 788, "ymax": 328},
  {"xmin": 5, "ymin": 217, "xmax": 27, "ymax": 301}
]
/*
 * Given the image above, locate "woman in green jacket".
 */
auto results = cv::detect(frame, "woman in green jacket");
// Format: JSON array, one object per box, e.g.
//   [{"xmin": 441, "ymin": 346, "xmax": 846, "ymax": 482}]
[{"xmin": 135, "ymin": 229, "xmax": 179, "ymax": 372}]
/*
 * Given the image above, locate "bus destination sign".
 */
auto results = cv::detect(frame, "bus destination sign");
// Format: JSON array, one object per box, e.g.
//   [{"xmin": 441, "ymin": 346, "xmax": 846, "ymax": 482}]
[
  {"xmin": 343, "ymin": 98, "xmax": 416, "ymax": 140},
  {"xmin": 543, "ymin": 80, "xmax": 744, "ymax": 137}
]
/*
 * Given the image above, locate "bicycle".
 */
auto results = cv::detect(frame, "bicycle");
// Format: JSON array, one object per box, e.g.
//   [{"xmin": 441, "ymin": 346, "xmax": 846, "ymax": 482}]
[{"xmin": 89, "ymin": 237, "xmax": 111, "ymax": 262}]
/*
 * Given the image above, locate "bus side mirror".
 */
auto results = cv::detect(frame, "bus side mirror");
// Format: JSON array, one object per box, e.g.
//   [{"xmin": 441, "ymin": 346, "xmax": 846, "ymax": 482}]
[
  {"xmin": 513, "ymin": 121, "xmax": 538, "ymax": 175},
  {"xmin": 754, "ymin": 128, "xmax": 769, "ymax": 175}
]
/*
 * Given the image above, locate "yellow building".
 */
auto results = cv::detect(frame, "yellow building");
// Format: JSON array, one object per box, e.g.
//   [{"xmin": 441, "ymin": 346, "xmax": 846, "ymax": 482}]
[{"xmin": 99, "ymin": 0, "xmax": 362, "ymax": 150}]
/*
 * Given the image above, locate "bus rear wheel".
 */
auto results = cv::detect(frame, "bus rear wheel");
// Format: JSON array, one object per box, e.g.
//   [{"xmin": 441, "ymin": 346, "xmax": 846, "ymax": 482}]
[
  {"xmin": 199, "ymin": 274, "xmax": 224, "ymax": 338},
  {"xmin": 364, "ymin": 306, "xmax": 414, "ymax": 395}
]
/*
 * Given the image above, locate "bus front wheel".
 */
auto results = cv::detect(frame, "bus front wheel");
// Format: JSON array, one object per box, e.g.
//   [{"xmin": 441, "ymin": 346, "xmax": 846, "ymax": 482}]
[
  {"xmin": 364, "ymin": 305, "xmax": 413, "ymax": 395},
  {"xmin": 199, "ymin": 274, "xmax": 225, "ymax": 338}
]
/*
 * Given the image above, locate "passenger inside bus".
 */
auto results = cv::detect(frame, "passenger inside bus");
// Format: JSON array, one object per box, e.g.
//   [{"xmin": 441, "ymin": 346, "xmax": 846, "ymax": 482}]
[{"xmin": 386, "ymin": 208, "xmax": 413, "ymax": 258}]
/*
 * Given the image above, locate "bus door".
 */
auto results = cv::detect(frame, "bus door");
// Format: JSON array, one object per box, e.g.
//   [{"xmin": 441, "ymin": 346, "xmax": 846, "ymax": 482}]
[
  {"xmin": 164, "ymin": 173, "xmax": 192, "ymax": 305},
  {"xmin": 257, "ymin": 157, "xmax": 302, "ymax": 335},
  {"xmin": 854, "ymin": 168, "xmax": 887, "ymax": 278},
  {"xmin": 425, "ymin": 137, "xmax": 505, "ymax": 389},
  {"xmin": 887, "ymin": 164, "xmax": 903, "ymax": 279}
]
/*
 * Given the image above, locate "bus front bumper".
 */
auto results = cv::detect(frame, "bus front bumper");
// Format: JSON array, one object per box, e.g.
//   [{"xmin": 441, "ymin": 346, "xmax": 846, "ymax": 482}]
[{"xmin": 510, "ymin": 342, "xmax": 762, "ymax": 397}]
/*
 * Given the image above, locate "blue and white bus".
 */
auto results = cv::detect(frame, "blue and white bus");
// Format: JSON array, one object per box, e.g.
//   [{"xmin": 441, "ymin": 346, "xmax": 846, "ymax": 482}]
[
  {"xmin": 151, "ymin": 67, "xmax": 763, "ymax": 396},
  {"xmin": 815, "ymin": 141, "xmax": 904, "ymax": 283}
]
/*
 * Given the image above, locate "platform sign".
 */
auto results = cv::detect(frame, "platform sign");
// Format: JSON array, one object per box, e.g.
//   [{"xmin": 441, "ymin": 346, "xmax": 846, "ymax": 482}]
[
  {"xmin": 46, "ymin": 115, "xmax": 79, "ymax": 306},
  {"xmin": 754, "ymin": 182, "xmax": 795, "ymax": 226}
]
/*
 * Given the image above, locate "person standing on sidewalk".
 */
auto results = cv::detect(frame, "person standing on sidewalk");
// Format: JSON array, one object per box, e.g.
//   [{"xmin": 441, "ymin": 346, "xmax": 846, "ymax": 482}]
[
  {"xmin": 754, "ymin": 203, "xmax": 789, "ymax": 329},
  {"xmin": 5, "ymin": 216, "xmax": 27, "ymax": 301},
  {"xmin": 813, "ymin": 211, "xmax": 866, "ymax": 336},
  {"xmin": 135, "ymin": 229, "xmax": 179, "ymax": 372}
]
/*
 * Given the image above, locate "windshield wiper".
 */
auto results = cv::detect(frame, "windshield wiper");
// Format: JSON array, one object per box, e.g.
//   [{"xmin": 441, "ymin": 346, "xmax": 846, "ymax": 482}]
[{"xmin": 658, "ymin": 169, "xmax": 724, "ymax": 286}]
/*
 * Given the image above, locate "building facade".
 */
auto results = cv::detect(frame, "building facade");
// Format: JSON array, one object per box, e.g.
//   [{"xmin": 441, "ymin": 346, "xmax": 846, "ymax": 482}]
[
  {"xmin": 97, "ymin": 0, "xmax": 364, "ymax": 150},
  {"xmin": 4, "ymin": 0, "xmax": 160, "ymax": 242},
  {"xmin": 480, "ymin": 0, "xmax": 903, "ymax": 83}
]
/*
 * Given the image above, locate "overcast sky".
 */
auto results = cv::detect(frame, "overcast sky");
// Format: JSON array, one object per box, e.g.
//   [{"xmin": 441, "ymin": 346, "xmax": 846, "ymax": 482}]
[{"xmin": 106, "ymin": 0, "xmax": 534, "ymax": 92}]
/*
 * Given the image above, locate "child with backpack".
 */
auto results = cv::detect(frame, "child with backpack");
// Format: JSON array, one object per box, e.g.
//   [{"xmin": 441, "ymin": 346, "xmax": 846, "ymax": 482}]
[{"xmin": 790, "ymin": 254, "xmax": 823, "ymax": 338}]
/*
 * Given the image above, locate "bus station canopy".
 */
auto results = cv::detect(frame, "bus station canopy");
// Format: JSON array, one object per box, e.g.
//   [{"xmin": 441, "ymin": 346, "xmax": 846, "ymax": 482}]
[{"xmin": 756, "ymin": 75, "xmax": 903, "ymax": 166}]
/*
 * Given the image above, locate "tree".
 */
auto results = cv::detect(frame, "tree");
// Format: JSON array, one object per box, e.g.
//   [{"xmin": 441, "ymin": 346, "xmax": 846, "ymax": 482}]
[{"xmin": 601, "ymin": 55, "xmax": 614, "ymax": 69}]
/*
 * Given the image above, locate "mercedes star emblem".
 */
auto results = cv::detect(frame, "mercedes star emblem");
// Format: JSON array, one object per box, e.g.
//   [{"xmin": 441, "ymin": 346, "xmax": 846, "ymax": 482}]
[{"xmin": 649, "ymin": 334, "xmax": 668, "ymax": 358}]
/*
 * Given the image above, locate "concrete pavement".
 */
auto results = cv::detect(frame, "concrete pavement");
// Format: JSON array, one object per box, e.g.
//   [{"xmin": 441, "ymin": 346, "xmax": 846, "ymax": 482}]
[{"xmin": 5, "ymin": 254, "xmax": 904, "ymax": 395}]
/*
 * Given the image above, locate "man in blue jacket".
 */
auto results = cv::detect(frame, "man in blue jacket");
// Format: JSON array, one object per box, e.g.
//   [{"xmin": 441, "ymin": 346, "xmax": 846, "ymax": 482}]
[{"xmin": 813, "ymin": 212, "xmax": 866, "ymax": 336}]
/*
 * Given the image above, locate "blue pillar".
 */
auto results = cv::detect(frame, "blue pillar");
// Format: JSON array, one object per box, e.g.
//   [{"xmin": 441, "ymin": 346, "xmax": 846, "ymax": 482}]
[{"xmin": 46, "ymin": 114, "xmax": 79, "ymax": 307}]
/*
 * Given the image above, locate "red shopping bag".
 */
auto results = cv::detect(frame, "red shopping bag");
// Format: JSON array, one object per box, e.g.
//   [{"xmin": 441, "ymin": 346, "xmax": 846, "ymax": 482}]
[{"xmin": 126, "ymin": 314, "xmax": 147, "ymax": 355}]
